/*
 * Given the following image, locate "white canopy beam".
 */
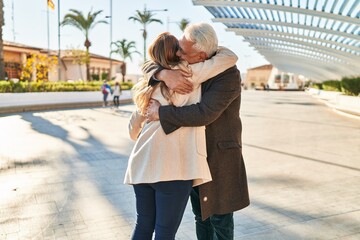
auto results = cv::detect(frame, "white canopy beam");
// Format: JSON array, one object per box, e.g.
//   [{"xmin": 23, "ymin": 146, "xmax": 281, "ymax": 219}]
[
  {"xmin": 193, "ymin": 0, "xmax": 360, "ymax": 25},
  {"xmin": 229, "ymin": 28, "xmax": 360, "ymax": 53},
  {"xmin": 213, "ymin": 18, "xmax": 360, "ymax": 42}
]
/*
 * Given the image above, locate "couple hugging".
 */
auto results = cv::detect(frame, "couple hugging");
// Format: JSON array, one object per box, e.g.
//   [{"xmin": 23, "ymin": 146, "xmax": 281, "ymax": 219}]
[{"xmin": 124, "ymin": 22, "xmax": 249, "ymax": 240}]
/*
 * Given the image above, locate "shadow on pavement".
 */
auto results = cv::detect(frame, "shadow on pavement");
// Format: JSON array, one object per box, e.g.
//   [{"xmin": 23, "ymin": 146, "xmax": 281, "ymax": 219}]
[
  {"xmin": 15, "ymin": 109, "xmax": 136, "ymax": 238},
  {"xmin": 244, "ymin": 143, "xmax": 360, "ymax": 172}
]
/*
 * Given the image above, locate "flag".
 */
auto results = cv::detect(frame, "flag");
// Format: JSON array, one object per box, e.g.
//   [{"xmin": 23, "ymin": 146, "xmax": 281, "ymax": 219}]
[{"xmin": 47, "ymin": 0, "xmax": 55, "ymax": 10}]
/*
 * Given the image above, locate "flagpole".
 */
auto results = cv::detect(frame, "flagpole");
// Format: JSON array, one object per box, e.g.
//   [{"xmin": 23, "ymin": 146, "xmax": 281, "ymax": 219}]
[
  {"xmin": 109, "ymin": 0, "xmax": 112, "ymax": 81},
  {"xmin": 47, "ymin": 1, "xmax": 50, "ymax": 56},
  {"xmin": 57, "ymin": 0, "xmax": 61, "ymax": 81}
]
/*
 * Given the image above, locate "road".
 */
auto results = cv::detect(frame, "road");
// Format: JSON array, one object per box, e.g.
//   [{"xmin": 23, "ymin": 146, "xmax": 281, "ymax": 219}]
[{"xmin": 0, "ymin": 91, "xmax": 359, "ymax": 240}]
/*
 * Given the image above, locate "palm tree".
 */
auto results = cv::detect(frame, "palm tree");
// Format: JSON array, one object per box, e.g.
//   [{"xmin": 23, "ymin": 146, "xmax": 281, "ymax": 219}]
[
  {"xmin": 178, "ymin": 18, "xmax": 190, "ymax": 32},
  {"xmin": 0, "ymin": 0, "xmax": 5, "ymax": 80},
  {"xmin": 111, "ymin": 39, "xmax": 140, "ymax": 82},
  {"xmin": 129, "ymin": 7, "xmax": 163, "ymax": 63},
  {"xmin": 61, "ymin": 9, "xmax": 107, "ymax": 81}
]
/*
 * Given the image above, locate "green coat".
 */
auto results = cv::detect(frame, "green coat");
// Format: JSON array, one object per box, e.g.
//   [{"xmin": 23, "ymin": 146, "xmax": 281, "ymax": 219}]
[{"xmin": 143, "ymin": 64, "xmax": 250, "ymax": 220}]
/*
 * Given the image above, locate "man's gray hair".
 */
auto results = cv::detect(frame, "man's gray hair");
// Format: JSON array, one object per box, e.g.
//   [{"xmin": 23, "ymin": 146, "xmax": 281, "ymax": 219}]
[{"xmin": 184, "ymin": 22, "xmax": 218, "ymax": 58}]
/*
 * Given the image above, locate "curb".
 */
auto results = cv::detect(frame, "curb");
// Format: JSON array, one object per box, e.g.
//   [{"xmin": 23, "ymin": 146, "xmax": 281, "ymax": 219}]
[
  {"xmin": 306, "ymin": 89, "xmax": 360, "ymax": 119},
  {"xmin": 0, "ymin": 99, "xmax": 133, "ymax": 115}
]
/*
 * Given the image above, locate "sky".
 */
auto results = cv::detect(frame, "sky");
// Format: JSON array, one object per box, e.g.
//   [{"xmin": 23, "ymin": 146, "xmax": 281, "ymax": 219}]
[{"xmin": 2, "ymin": 0, "xmax": 268, "ymax": 75}]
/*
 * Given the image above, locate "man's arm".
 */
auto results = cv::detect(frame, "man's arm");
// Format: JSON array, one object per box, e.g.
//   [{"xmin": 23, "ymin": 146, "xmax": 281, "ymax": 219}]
[
  {"xmin": 150, "ymin": 66, "xmax": 241, "ymax": 134},
  {"xmin": 190, "ymin": 47, "xmax": 238, "ymax": 84}
]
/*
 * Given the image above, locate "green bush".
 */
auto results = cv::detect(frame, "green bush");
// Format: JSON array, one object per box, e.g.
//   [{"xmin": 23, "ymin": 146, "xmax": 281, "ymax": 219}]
[
  {"xmin": 120, "ymin": 82, "xmax": 134, "ymax": 90},
  {"xmin": 101, "ymin": 72, "xmax": 108, "ymax": 80},
  {"xmin": 311, "ymin": 83, "xmax": 322, "ymax": 90},
  {"xmin": 322, "ymin": 80, "xmax": 341, "ymax": 92},
  {"xmin": 12, "ymin": 82, "xmax": 26, "ymax": 93},
  {"xmin": 0, "ymin": 80, "xmax": 132, "ymax": 93},
  {"xmin": 341, "ymin": 76, "xmax": 360, "ymax": 96},
  {"xmin": 91, "ymin": 74, "xmax": 99, "ymax": 80},
  {"xmin": 0, "ymin": 81, "xmax": 11, "ymax": 93}
]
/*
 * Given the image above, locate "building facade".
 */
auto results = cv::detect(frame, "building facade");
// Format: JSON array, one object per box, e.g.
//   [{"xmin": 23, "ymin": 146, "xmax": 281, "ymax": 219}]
[
  {"xmin": 3, "ymin": 41, "xmax": 124, "ymax": 82},
  {"xmin": 244, "ymin": 64, "xmax": 305, "ymax": 90}
]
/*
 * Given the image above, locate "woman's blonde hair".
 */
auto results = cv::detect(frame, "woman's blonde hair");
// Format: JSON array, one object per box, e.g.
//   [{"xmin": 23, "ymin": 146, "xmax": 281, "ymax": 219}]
[{"xmin": 133, "ymin": 32, "xmax": 180, "ymax": 115}]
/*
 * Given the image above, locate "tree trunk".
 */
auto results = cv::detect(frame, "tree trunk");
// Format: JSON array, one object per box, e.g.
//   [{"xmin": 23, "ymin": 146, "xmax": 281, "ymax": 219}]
[
  {"xmin": 121, "ymin": 62, "xmax": 126, "ymax": 83},
  {"xmin": 0, "ymin": 0, "xmax": 5, "ymax": 80},
  {"xmin": 86, "ymin": 51, "xmax": 90, "ymax": 81},
  {"xmin": 84, "ymin": 39, "xmax": 91, "ymax": 81},
  {"xmin": 143, "ymin": 29, "xmax": 147, "ymax": 63}
]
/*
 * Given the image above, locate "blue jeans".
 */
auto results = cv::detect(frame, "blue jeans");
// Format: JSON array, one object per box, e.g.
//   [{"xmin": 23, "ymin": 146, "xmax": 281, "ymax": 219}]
[
  {"xmin": 132, "ymin": 180, "xmax": 193, "ymax": 240},
  {"xmin": 103, "ymin": 93, "xmax": 109, "ymax": 105},
  {"xmin": 190, "ymin": 187, "xmax": 234, "ymax": 240}
]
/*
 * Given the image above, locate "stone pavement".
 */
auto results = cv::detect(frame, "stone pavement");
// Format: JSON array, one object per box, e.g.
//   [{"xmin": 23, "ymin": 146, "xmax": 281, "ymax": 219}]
[
  {"xmin": 0, "ymin": 91, "xmax": 133, "ymax": 114},
  {"xmin": 0, "ymin": 91, "xmax": 360, "ymax": 240}
]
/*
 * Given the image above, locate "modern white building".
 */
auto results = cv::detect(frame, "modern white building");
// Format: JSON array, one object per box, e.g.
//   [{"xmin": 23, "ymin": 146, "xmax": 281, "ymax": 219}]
[{"xmin": 244, "ymin": 64, "xmax": 305, "ymax": 90}]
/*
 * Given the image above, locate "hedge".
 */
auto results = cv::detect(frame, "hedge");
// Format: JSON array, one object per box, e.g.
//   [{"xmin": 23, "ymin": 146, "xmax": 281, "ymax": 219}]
[
  {"xmin": 0, "ymin": 80, "xmax": 134, "ymax": 93},
  {"xmin": 322, "ymin": 80, "xmax": 341, "ymax": 92},
  {"xmin": 311, "ymin": 83, "xmax": 323, "ymax": 90},
  {"xmin": 341, "ymin": 76, "xmax": 360, "ymax": 96},
  {"xmin": 310, "ymin": 76, "xmax": 359, "ymax": 96}
]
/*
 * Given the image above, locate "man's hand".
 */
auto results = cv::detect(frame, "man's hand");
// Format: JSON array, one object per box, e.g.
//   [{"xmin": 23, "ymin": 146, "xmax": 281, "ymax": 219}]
[
  {"xmin": 156, "ymin": 69, "xmax": 193, "ymax": 94},
  {"xmin": 146, "ymin": 99, "xmax": 161, "ymax": 123}
]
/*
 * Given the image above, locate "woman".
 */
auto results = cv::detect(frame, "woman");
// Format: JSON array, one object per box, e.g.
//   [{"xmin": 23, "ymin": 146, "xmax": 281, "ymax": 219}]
[
  {"xmin": 112, "ymin": 81, "xmax": 122, "ymax": 108},
  {"xmin": 125, "ymin": 32, "xmax": 237, "ymax": 240},
  {"xmin": 100, "ymin": 80, "xmax": 112, "ymax": 107}
]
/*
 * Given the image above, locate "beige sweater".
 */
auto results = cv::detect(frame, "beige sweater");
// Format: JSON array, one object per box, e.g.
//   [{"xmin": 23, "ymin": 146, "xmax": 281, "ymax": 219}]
[{"xmin": 124, "ymin": 47, "xmax": 238, "ymax": 186}]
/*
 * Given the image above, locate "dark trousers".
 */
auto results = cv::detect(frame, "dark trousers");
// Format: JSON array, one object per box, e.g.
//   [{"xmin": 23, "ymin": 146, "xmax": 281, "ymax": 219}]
[
  {"xmin": 132, "ymin": 180, "xmax": 192, "ymax": 240},
  {"xmin": 190, "ymin": 187, "xmax": 234, "ymax": 240},
  {"xmin": 113, "ymin": 96, "xmax": 119, "ymax": 107}
]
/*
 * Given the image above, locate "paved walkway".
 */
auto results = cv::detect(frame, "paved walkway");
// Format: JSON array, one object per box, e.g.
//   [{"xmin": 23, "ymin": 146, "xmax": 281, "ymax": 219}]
[
  {"xmin": 0, "ymin": 91, "xmax": 133, "ymax": 114},
  {"xmin": 0, "ymin": 91, "xmax": 360, "ymax": 239}
]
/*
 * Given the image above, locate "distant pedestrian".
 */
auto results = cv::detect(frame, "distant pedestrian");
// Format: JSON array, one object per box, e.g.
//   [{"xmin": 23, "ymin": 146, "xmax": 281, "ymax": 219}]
[
  {"xmin": 265, "ymin": 83, "xmax": 270, "ymax": 92},
  {"xmin": 112, "ymin": 81, "xmax": 122, "ymax": 108},
  {"xmin": 101, "ymin": 80, "xmax": 112, "ymax": 107}
]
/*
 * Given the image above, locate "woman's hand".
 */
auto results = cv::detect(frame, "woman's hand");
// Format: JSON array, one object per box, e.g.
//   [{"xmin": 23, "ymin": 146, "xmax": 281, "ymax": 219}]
[{"xmin": 146, "ymin": 99, "xmax": 161, "ymax": 123}]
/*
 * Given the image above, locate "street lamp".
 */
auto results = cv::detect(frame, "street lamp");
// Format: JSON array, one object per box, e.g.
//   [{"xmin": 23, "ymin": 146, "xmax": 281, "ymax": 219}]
[
  {"xmin": 129, "ymin": 5, "xmax": 167, "ymax": 62},
  {"xmin": 145, "ymin": 4, "xmax": 168, "ymax": 13},
  {"xmin": 57, "ymin": 0, "xmax": 61, "ymax": 81},
  {"xmin": 106, "ymin": 0, "xmax": 113, "ymax": 81},
  {"xmin": 167, "ymin": 17, "xmax": 178, "ymax": 32}
]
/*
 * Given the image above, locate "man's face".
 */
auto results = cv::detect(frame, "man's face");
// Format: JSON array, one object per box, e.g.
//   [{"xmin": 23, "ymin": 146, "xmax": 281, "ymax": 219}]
[{"xmin": 176, "ymin": 35, "xmax": 205, "ymax": 64}]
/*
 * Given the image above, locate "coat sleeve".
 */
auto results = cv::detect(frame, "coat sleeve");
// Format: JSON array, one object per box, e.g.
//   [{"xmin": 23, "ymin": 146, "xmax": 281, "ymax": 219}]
[
  {"xmin": 190, "ymin": 47, "xmax": 238, "ymax": 84},
  {"xmin": 128, "ymin": 110, "xmax": 146, "ymax": 140},
  {"xmin": 142, "ymin": 61, "xmax": 164, "ymax": 86},
  {"xmin": 159, "ymin": 66, "xmax": 241, "ymax": 134}
]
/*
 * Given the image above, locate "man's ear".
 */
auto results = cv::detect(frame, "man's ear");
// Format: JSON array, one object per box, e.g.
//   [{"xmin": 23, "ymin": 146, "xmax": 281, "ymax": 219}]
[{"xmin": 199, "ymin": 52, "xmax": 207, "ymax": 61}]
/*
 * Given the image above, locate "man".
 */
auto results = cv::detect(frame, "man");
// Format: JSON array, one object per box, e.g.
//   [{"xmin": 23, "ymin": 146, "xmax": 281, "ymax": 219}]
[{"xmin": 144, "ymin": 23, "xmax": 250, "ymax": 240}]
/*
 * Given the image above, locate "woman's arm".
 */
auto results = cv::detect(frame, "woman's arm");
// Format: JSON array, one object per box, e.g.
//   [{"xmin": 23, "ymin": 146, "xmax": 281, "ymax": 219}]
[
  {"xmin": 128, "ymin": 110, "xmax": 146, "ymax": 140},
  {"xmin": 142, "ymin": 61, "xmax": 193, "ymax": 94},
  {"xmin": 190, "ymin": 47, "xmax": 238, "ymax": 84}
]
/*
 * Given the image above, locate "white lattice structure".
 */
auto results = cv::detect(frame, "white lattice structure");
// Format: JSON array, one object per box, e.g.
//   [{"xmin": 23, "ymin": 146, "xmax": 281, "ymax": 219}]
[{"xmin": 193, "ymin": 0, "xmax": 360, "ymax": 81}]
